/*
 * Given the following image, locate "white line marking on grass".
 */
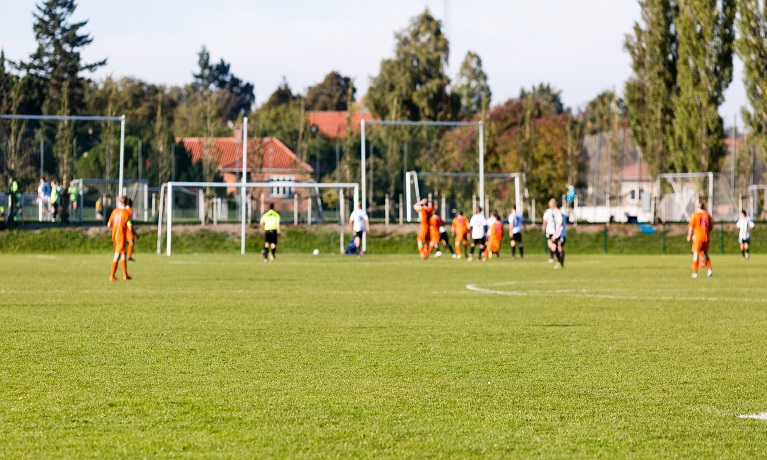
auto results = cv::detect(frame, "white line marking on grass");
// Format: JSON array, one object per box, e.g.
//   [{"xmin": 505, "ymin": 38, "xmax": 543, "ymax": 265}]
[
  {"xmin": 33, "ymin": 255, "xmax": 57, "ymax": 259},
  {"xmin": 739, "ymin": 413, "xmax": 767, "ymax": 420},
  {"xmin": 465, "ymin": 282, "xmax": 767, "ymax": 303}
]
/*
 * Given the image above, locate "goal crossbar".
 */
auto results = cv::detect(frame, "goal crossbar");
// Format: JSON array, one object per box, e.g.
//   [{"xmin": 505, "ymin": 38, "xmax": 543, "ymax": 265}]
[
  {"xmin": 0, "ymin": 113, "xmax": 127, "ymax": 194},
  {"xmin": 157, "ymin": 181, "xmax": 359, "ymax": 256}
]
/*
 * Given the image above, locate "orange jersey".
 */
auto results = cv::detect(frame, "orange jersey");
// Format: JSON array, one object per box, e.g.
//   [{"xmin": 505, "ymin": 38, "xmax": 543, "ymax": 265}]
[
  {"xmin": 108, "ymin": 208, "xmax": 132, "ymax": 253},
  {"xmin": 416, "ymin": 206, "xmax": 434, "ymax": 243},
  {"xmin": 689, "ymin": 210, "xmax": 712, "ymax": 243},
  {"xmin": 429, "ymin": 214, "xmax": 443, "ymax": 243},
  {"xmin": 452, "ymin": 215, "xmax": 469, "ymax": 237}
]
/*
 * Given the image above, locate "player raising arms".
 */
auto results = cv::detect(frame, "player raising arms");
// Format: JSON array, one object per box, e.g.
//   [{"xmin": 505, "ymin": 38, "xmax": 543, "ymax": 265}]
[
  {"xmin": 107, "ymin": 195, "xmax": 132, "ymax": 281},
  {"xmin": 452, "ymin": 210, "xmax": 470, "ymax": 259},
  {"xmin": 687, "ymin": 200, "xmax": 713, "ymax": 278},
  {"xmin": 736, "ymin": 210, "xmax": 755, "ymax": 260},
  {"xmin": 413, "ymin": 198, "xmax": 434, "ymax": 259}
]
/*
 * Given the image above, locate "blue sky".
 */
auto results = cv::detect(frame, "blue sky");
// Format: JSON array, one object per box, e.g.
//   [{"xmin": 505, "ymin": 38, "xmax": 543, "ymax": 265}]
[{"xmin": 0, "ymin": 0, "xmax": 746, "ymax": 125}]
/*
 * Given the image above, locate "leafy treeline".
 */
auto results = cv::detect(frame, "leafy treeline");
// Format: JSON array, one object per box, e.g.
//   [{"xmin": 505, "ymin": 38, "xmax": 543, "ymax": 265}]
[{"xmin": 2, "ymin": 1, "xmax": 762, "ymax": 212}]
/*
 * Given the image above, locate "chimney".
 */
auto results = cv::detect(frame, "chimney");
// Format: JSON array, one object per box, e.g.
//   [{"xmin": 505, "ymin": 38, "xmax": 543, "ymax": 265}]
[{"xmin": 233, "ymin": 124, "xmax": 243, "ymax": 141}]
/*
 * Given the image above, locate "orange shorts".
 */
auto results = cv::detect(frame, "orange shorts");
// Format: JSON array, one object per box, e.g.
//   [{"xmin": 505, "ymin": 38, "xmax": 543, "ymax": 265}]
[
  {"xmin": 113, "ymin": 236, "xmax": 126, "ymax": 254},
  {"xmin": 455, "ymin": 232, "xmax": 467, "ymax": 243},
  {"xmin": 417, "ymin": 227, "xmax": 429, "ymax": 243},
  {"xmin": 488, "ymin": 237, "xmax": 502, "ymax": 253},
  {"xmin": 126, "ymin": 229, "xmax": 134, "ymax": 242},
  {"xmin": 692, "ymin": 240, "xmax": 709, "ymax": 254}
]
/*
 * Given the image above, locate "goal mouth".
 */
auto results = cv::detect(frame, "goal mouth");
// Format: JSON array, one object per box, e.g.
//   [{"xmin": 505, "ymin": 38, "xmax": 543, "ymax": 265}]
[{"xmin": 157, "ymin": 181, "xmax": 359, "ymax": 256}]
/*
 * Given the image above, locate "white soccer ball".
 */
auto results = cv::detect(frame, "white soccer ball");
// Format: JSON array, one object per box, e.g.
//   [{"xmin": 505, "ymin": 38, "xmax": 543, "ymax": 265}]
[{"xmin": 313, "ymin": 249, "xmax": 320, "ymax": 256}]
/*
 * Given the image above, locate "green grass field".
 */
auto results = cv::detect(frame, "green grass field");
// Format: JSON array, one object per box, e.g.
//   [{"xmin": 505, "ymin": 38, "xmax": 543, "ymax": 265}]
[{"xmin": 1, "ymin": 252, "xmax": 767, "ymax": 458}]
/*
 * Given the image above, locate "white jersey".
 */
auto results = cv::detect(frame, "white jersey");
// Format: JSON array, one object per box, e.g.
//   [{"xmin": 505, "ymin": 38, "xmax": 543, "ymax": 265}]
[
  {"xmin": 469, "ymin": 213, "xmax": 487, "ymax": 239},
  {"xmin": 509, "ymin": 212, "xmax": 523, "ymax": 234},
  {"xmin": 349, "ymin": 209, "xmax": 368, "ymax": 233},
  {"xmin": 736, "ymin": 217, "xmax": 755, "ymax": 240},
  {"xmin": 543, "ymin": 208, "xmax": 561, "ymax": 236}
]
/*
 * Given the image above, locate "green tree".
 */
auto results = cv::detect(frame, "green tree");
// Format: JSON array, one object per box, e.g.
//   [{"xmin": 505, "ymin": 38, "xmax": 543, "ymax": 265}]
[
  {"xmin": 671, "ymin": 0, "xmax": 735, "ymax": 172},
  {"xmin": 263, "ymin": 77, "xmax": 300, "ymax": 110},
  {"xmin": 367, "ymin": 9, "xmax": 455, "ymax": 121},
  {"xmin": 624, "ymin": 0, "xmax": 677, "ymax": 178},
  {"xmin": 305, "ymin": 71, "xmax": 355, "ymax": 111},
  {"xmin": 53, "ymin": 82, "xmax": 75, "ymax": 184},
  {"xmin": 581, "ymin": 90, "xmax": 626, "ymax": 136},
  {"xmin": 453, "ymin": 51, "xmax": 491, "ymax": 120},
  {"xmin": 737, "ymin": 0, "xmax": 767, "ymax": 174}
]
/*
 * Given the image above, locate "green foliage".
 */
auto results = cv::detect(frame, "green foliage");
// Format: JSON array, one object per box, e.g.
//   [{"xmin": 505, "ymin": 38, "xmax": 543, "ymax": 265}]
[
  {"xmin": 305, "ymin": 71, "xmax": 355, "ymax": 111},
  {"xmin": 251, "ymin": 98, "xmax": 304, "ymax": 153},
  {"xmin": 453, "ymin": 51, "xmax": 491, "ymax": 120},
  {"xmin": 736, "ymin": 0, "xmax": 767, "ymax": 169},
  {"xmin": 624, "ymin": 0, "xmax": 678, "ymax": 178},
  {"xmin": 581, "ymin": 90, "xmax": 626, "ymax": 136},
  {"xmin": 367, "ymin": 9, "xmax": 456, "ymax": 121},
  {"xmin": 263, "ymin": 77, "xmax": 300, "ymax": 110},
  {"xmin": 671, "ymin": 0, "xmax": 735, "ymax": 173}
]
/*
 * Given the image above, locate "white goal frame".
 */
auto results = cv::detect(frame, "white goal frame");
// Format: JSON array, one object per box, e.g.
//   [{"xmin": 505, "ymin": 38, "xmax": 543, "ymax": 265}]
[
  {"xmin": 657, "ymin": 172, "xmax": 714, "ymax": 222},
  {"xmin": 156, "ymin": 181, "xmax": 359, "ymax": 256},
  {"xmin": 0, "ymin": 114, "xmax": 127, "ymax": 194},
  {"xmin": 404, "ymin": 171, "xmax": 526, "ymax": 222},
  {"xmin": 360, "ymin": 119, "xmax": 484, "ymax": 252}
]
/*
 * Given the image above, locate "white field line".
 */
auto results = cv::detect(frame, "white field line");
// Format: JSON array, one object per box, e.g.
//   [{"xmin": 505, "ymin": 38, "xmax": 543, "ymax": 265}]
[
  {"xmin": 465, "ymin": 282, "xmax": 767, "ymax": 303},
  {"xmin": 738, "ymin": 413, "xmax": 767, "ymax": 420}
]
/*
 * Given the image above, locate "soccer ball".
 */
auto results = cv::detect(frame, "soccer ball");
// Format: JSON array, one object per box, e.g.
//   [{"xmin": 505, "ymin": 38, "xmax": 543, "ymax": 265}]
[{"xmin": 313, "ymin": 249, "xmax": 320, "ymax": 256}]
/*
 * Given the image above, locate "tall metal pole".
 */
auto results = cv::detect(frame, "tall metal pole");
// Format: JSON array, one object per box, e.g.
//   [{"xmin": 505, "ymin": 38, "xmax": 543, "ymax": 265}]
[
  {"xmin": 361, "ymin": 120, "xmax": 366, "ymax": 213},
  {"xmin": 40, "ymin": 140, "xmax": 44, "ymax": 178},
  {"xmin": 138, "ymin": 139, "xmax": 143, "ymax": 182},
  {"xmin": 118, "ymin": 115, "xmax": 126, "ymax": 195},
  {"xmin": 241, "ymin": 117, "xmax": 248, "ymax": 255},
  {"xmin": 732, "ymin": 114, "xmax": 736, "ymax": 193},
  {"xmin": 479, "ymin": 122, "xmax": 485, "ymax": 214},
  {"xmin": 335, "ymin": 139, "xmax": 340, "ymax": 182}
]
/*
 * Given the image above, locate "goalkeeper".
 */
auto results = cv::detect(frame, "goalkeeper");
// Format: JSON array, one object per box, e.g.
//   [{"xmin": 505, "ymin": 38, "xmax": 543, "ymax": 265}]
[{"xmin": 260, "ymin": 203, "xmax": 281, "ymax": 262}]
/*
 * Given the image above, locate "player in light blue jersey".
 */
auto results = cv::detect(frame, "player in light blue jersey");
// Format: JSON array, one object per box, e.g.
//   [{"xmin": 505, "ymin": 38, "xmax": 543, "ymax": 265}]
[{"xmin": 508, "ymin": 205, "xmax": 524, "ymax": 259}]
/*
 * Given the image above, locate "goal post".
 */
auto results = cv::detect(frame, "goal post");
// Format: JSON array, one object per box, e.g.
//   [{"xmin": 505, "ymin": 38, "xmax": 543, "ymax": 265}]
[
  {"xmin": 657, "ymin": 172, "xmax": 737, "ymax": 222},
  {"xmin": 157, "ymin": 181, "xmax": 359, "ymax": 256}
]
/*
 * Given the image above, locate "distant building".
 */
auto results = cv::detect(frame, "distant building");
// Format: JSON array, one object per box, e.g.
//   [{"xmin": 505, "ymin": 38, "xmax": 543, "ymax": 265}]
[
  {"xmin": 177, "ymin": 134, "xmax": 313, "ymax": 200},
  {"xmin": 305, "ymin": 110, "xmax": 373, "ymax": 139}
]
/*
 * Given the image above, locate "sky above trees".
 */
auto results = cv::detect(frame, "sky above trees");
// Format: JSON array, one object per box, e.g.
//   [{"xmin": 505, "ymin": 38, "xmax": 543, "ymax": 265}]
[{"xmin": 0, "ymin": 0, "xmax": 746, "ymax": 124}]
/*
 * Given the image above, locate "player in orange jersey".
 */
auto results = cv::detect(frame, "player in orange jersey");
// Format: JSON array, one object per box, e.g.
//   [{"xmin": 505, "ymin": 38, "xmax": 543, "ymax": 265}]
[
  {"xmin": 452, "ymin": 210, "xmax": 469, "ymax": 259},
  {"xmin": 413, "ymin": 198, "xmax": 434, "ymax": 258},
  {"xmin": 427, "ymin": 213, "xmax": 442, "ymax": 257},
  {"xmin": 125, "ymin": 198, "xmax": 137, "ymax": 261},
  {"xmin": 484, "ymin": 211, "xmax": 504, "ymax": 259},
  {"xmin": 687, "ymin": 200, "xmax": 713, "ymax": 278},
  {"xmin": 107, "ymin": 196, "xmax": 133, "ymax": 281}
]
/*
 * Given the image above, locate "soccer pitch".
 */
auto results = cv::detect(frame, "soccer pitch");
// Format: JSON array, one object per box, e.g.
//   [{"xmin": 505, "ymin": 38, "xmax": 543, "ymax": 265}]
[{"xmin": 1, "ymin": 253, "xmax": 766, "ymax": 457}]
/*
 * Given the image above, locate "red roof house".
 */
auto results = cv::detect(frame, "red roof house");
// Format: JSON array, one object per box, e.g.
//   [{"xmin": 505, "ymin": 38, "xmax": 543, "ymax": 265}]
[{"xmin": 305, "ymin": 111, "xmax": 373, "ymax": 139}]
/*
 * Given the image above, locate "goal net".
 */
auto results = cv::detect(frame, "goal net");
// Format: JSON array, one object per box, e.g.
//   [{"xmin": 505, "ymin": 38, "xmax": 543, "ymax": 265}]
[
  {"xmin": 405, "ymin": 171, "xmax": 526, "ymax": 222},
  {"xmin": 70, "ymin": 179, "xmax": 149, "ymax": 223},
  {"xmin": 157, "ymin": 181, "xmax": 359, "ymax": 256},
  {"xmin": 747, "ymin": 185, "xmax": 767, "ymax": 220},
  {"xmin": 657, "ymin": 173, "xmax": 737, "ymax": 222}
]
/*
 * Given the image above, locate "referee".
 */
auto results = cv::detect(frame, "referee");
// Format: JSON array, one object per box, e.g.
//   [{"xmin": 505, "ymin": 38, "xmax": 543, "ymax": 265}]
[{"xmin": 260, "ymin": 203, "xmax": 281, "ymax": 262}]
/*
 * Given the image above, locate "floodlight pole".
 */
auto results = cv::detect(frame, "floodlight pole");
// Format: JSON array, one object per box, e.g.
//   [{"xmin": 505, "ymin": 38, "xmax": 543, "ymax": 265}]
[
  {"xmin": 118, "ymin": 115, "xmax": 126, "ymax": 195},
  {"xmin": 241, "ymin": 117, "xmax": 248, "ymax": 255},
  {"xmin": 479, "ymin": 121, "xmax": 485, "ymax": 214},
  {"xmin": 360, "ymin": 120, "xmax": 367, "ymax": 252}
]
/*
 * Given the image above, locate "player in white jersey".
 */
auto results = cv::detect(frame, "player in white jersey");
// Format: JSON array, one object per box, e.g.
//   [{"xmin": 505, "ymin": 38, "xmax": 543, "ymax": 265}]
[
  {"xmin": 542, "ymin": 198, "xmax": 564, "ymax": 269},
  {"xmin": 508, "ymin": 205, "xmax": 524, "ymax": 259},
  {"xmin": 736, "ymin": 210, "xmax": 755, "ymax": 260},
  {"xmin": 468, "ymin": 206, "xmax": 487, "ymax": 262},
  {"xmin": 349, "ymin": 202, "xmax": 369, "ymax": 256}
]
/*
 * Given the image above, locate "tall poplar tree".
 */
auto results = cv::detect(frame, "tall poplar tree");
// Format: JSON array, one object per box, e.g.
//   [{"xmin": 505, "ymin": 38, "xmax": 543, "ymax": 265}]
[
  {"xmin": 671, "ymin": 0, "xmax": 735, "ymax": 172},
  {"xmin": 736, "ymin": 0, "xmax": 767, "ymax": 168},
  {"xmin": 624, "ymin": 0, "xmax": 677, "ymax": 178}
]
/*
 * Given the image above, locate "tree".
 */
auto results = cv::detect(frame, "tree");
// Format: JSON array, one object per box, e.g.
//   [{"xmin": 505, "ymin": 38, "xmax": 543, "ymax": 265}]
[
  {"xmin": 20, "ymin": 0, "xmax": 105, "ymax": 185},
  {"xmin": 624, "ymin": 0, "xmax": 677, "ymax": 178},
  {"xmin": 737, "ymin": 0, "xmax": 767, "ymax": 174},
  {"xmin": 22, "ymin": 0, "xmax": 105, "ymax": 117},
  {"xmin": 305, "ymin": 71, "xmax": 355, "ymax": 111},
  {"xmin": 53, "ymin": 82, "xmax": 75, "ymax": 184},
  {"xmin": 263, "ymin": 77, "xmax": 300, "ymax": 110},
  {"xmin": 671, "ymin": 0, "xmax": 735, "ymax": 172},
  {"xmin": 367, "ymin": 9, "xmax": 456, "ymax": 121},
  {"xmin": 581, "ymin": 90, "xmax": 626, "ymax": 136},
  {"xmin": 453, "ymin": 51, "xmax": 491, "ymax": 120},
  {"xmin": 194, "ymin": 46, "xmax": 255, "ymax": 121}
]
